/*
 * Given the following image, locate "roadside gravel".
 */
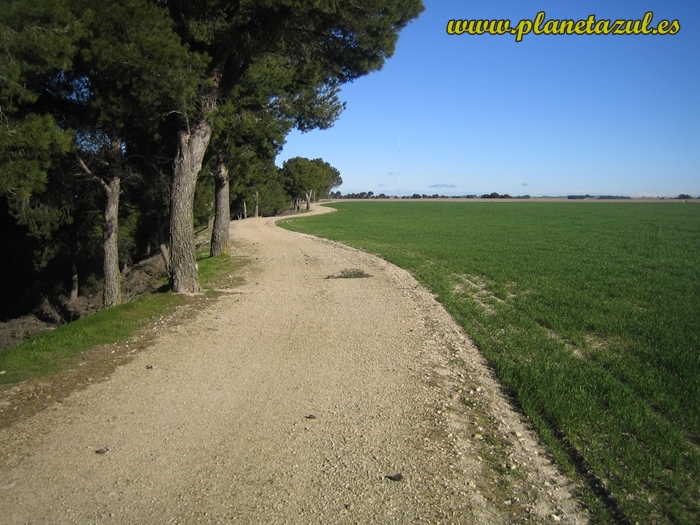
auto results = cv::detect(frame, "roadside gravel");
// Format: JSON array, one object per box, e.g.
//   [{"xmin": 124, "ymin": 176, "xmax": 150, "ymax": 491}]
[{"xmin": 0, "ymin": 205, "xmax": 590, "ymax": 524}]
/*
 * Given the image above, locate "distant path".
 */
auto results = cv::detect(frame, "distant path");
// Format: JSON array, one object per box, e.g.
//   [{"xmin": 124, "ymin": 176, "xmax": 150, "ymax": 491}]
[{"xmin": 0, "ymin": 205, "xmax": 589, "ymax": 524}]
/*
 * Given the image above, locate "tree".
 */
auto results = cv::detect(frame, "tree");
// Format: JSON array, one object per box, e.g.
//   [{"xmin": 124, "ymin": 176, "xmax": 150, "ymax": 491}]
[
  {"xmin": 161, "ymin": 0, "xmax": 425, "ymax": 292},
  {"xmin": 56, "ymin": 0, "xmax": 204, "ymax": 306},
  {"xmin": 310, "ymin": 158, "xmax": 343, "ymax": 200},
  {"xmin": 200, "ymin": 52, "xmax": 345, "ymax": 257},
  {"xmin": 0, "ymin": 0, "xmax": 85, "ymax": 315},
  {"xmin": 1, "ymin": 0, "xmax": 206, "ymax": 309},
  {"xmin": 207, "ymin": 74, "xmax": 295, "ymax": 256},
  {"xmin": 0, "ymin": 0, "xmax": 79, "ymax": 226},
  {"xmin": 282, "ymin": 157, "xmax": 341, "ymax": 211}
]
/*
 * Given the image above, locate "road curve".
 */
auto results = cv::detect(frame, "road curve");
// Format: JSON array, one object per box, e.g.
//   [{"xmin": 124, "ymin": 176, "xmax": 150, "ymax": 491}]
[{"xmin": 0, "ymin": 205, "xmax": 589, "ymax": 524}]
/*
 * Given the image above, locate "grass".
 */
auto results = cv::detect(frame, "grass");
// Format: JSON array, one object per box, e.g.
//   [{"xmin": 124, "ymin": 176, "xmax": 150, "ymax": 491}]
[
  {"xmin": 197, "ymin": 244, "xmax": 248, "ymax": 291},
  {"xmin": 0, "ymin": 292, "xmax": 187, "ymax": 386},
  {"xmin": 0, "ymin": 245, "xmax": 248, "ymax": 387},
  {"xmin": 280, "ymin": 200, "xmax": 700, "ymax": 524}
]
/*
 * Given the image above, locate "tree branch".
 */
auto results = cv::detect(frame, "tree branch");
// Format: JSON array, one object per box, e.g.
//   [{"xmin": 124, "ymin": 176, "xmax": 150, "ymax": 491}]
[{"xmin": 76, "ymin": 154, "xmax": 109, "ymax": 192}]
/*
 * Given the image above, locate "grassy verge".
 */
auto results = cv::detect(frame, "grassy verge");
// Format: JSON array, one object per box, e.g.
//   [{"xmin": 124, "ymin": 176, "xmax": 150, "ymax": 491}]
[
  {"xmin": 281, "ymin": 201, "xmax": 700, "ymax": 524},
  {"xmin": 0, "ymin": 292, "xmax": 186, "ymax": 386},
  {"xmin": 0, "ymin": 243, "xmax": 248, "ymax": 387}
]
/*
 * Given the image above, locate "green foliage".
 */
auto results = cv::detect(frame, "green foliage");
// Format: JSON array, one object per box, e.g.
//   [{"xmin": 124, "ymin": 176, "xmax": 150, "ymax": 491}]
[
  {"xmin": 193, "ymin": 169, "xmax": 215, "ymax": 228},
  {"xmin": 0, "ymin": 0, "xmax": 81, "ymax": 107},
  {"xmin": 310, "ymin": 158, "xmax": 342, "ymax": 198},
  {"xmin": 282, "ymin": 201, "xmax": 700, "ymax": 524},
  {"xmin": 0, "ymin": 0, "xmax": 79, "ymax": 209},
  {"xmin": 72, "ymin": 0, "xmax": 206, "ymax": 136},
  {"xmin": 163, "ymin": 0, "xmax": 424, "ymax": 133},
  {"xmin": 281, "ymin": 156, "xmax": 341, "ymax": 200},
  {"xmin": 0, "ymin": 115, "xmax": 74, "ymax": 203},
  {"xmin": 232, "ymin": 159, "xmax": 288, "ymax": 217},
  {"xmin": 0, "ymin": 0, "xmax": 423, "ymax": 318},
  {"xmin": 209, "ymin": 98, "xmax": 292, "ymax": 218}
]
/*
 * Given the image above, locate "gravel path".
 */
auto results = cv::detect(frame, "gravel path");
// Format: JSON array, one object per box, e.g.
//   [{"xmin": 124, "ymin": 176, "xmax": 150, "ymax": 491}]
[{"xmin": 0, "ymin": 206, "xmax": 590, "ymax": 524}]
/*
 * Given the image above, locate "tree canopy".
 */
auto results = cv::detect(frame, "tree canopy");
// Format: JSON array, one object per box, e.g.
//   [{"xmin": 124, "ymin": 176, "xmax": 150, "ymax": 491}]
[
  {"xmin": 0, "ymin": 0, "xmax": 424, "ymax": 321},
  {"xmin": 282, "ymin": 157, "xmax": 343, "ymax": 207}
]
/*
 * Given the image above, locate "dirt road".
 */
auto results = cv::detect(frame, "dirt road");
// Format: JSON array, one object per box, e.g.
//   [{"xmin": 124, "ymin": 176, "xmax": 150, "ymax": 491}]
[{"xmin": 0, "ymin": 206, "xmax": 589, "ymax": 524}]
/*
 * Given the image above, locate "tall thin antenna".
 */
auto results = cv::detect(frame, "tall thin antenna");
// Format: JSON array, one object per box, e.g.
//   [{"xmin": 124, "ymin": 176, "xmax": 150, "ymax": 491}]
[{"xmin": 397, "ymin": 136, "xmax": 401, "ymax": 198}]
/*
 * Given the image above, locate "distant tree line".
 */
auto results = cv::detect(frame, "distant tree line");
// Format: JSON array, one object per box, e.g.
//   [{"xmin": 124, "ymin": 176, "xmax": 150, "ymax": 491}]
[
  {"xmin": 568, "ymin": 194, "xmax": 632, "ymax": 200},
  {"xmin": 335, "ymin": 191, "xmax": 699, "ymax": 202},
  {"xmin": 331, "ymin": 192, "xmax": 532, "ymax": 199},
  {"xmin": 0, "ymin": 0, "xmax": 424, "ymax": 321},
  {"xmin": 568, "ymin": 195, "xmax": 700, "ymax": 200}
]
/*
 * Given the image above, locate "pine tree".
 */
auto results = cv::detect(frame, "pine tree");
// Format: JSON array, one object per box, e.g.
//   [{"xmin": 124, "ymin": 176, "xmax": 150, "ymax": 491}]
[{"xmin": 161, "ymin": 0, "xmax": 425, "ymax": 292}]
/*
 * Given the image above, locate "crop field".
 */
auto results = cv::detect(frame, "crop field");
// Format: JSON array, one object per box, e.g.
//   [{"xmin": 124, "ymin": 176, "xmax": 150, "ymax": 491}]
[{"xmin": 281, "ymin": 201, "xmax": 700, "ymax": 524}]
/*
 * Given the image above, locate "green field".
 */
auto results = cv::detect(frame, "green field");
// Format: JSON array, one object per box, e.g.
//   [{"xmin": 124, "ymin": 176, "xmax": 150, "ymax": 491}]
[{"xmin": 281, "ymin": 201, "xmax": 700, "ymax": 524}]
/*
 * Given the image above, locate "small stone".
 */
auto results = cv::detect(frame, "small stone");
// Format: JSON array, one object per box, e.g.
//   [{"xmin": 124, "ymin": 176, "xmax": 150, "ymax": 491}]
[
  {"xmin": 146, "ymin": 364, "xmax": 155, "ymax": 370},
  {"xmin": 551, "ymin": 514, "xmax": 561, "ymax": 522},
  {"xmin": 305, "ymin": 414, "xmax": 317, "ymax": 419},
  {"xmin": 96, "ymin": 447, "xmax": 109, "ymax": 454},
  {"xmin": 386, "ymin": 473, "xmax": 403, "ymax": 482}
]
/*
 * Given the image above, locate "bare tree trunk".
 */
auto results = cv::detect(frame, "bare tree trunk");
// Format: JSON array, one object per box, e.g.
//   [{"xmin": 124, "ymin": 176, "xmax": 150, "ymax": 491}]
[
  {"xmin": 210, "ymin": 159, "xmax": 230, "ymax": 257},
  {"xmin": 103, "ymin": 175, "xmax": 121, "ymax": 308},
  {"xmin": 157, "ymin": 217, "xmax": 170, "ymax": 272},
  {"xmin": 169, "ymin": 118, "xmax": 212, "ymax": 293},
  {"xmin": 254, "ymin": 191, "xmax": 259, "ymax": 218},
  {"xmin": 75, "ymin": 151, "xmax": 121, "ymax": 308},
  {"xmin": 243, "ymin": 200, "xmax": 247, "ymax": 219},
  {"xmin": 69, "ymin": 255, "xmax": 79, "ymax": 301},
  {"xmin": 305, "ymin": 190, "xmax": 312, "ymax": 211}
]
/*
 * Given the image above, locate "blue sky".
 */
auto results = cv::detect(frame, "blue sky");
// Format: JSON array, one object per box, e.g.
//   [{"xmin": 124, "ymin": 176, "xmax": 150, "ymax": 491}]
[{"xmin": 276, "ymin": 1, "xmax": 699, "ymax": 197}]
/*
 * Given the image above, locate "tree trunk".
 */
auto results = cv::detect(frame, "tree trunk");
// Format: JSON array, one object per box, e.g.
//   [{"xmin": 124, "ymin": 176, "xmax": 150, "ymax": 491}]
[
  {"xmin": 157, "ymin": 217, "xmax": 170, "ymax": 272},
  {"xmin": 305, "ymin": 190, "xmax": 312, "ymax": 211},
  {"xmin": 243, "ymin": 200, "xmax": 247, "ymax": 219},
  {"xmin": 210, "ymin": 159, "xmax": 230, "ymax": 257},
  {"xmin": 103, "ymin": 175, "xmax": 121, "ymax": 308},
  {"xmin": 69, "ymin": 255, "xmax": 79, "ymax": 301},
  {"xmin": 254, "ymin": 191, "xmax": 259, "ymax": 217},
  {"xmin": 75, "ymin": 149, "xmax": 121, "ymax": 308},
  {"xmin": 169, "ymin": 118, "xmax": 212, "ymax": 293}
]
